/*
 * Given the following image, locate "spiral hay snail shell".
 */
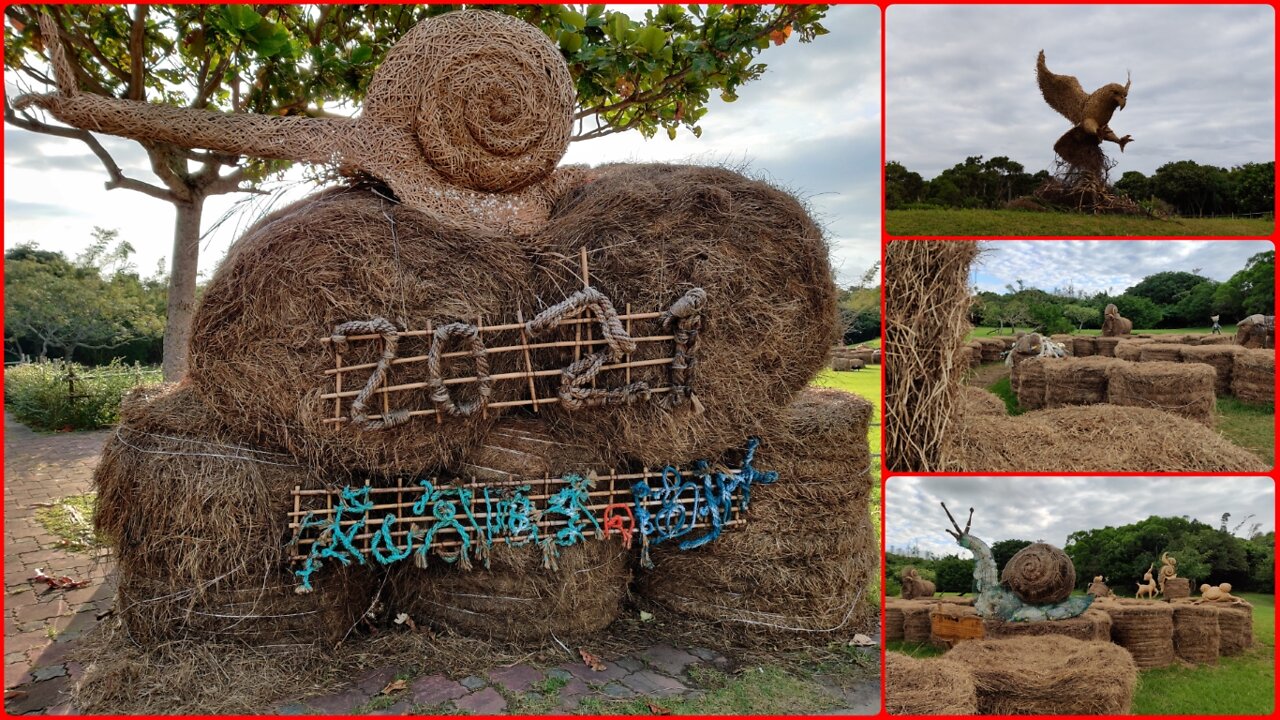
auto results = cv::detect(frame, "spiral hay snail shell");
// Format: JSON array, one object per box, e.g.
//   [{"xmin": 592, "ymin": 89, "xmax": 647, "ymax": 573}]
[{"xmin": 1000, "ymin": 542, "xmax": 1076, "ymax": 605}]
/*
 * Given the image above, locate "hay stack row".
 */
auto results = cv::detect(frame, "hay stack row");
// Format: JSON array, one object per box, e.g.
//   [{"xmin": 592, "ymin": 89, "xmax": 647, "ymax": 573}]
[
  {"xmin": 831, "ymin": 345, "xmax": 881, "ymax": 364},
  {"xmin": 1015, "ymin": 357, "xmax": 1218, "ymax": 424}
]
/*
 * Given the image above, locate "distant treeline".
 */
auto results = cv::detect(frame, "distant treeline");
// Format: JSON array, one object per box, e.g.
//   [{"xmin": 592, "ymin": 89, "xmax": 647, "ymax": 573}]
[
  {"xmin": 887, "ymin": 157, "xmax": 1275, "ymax": 217},
  {"xmin": 974, "ymin": 251, "xmax": 1273, "ymax": 335},
  {"xmin": 887, "ymin": 514, "xmax": 1274, "ymax": 597}
]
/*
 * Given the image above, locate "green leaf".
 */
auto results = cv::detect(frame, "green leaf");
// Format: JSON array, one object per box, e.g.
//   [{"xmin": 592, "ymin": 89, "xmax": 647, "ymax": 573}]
[
  {"xmin": 350, "ymin": 44, "xmax": 373, "ymax": 64},
  {"xmin": 636, "ymin": 26, "xmax": 666, "ymax": 56},
  {"xmin": 666, "ymin": 126, "xmax": 677, "ymax": 140},
  {"xmin": 561, "ymin": 9, "xmax": 586, "ymax": 31},
  {"xmin": 607, "ymin": 12, "xmax": 629, "ymax": 42},
  {"xmin": 720, "ymin": 89, "xmax": 737, "ymax": 103},
  {"xmin": 558, "ymin": 30, "xmax": 582, "ymax": 54},
  {"xmin": 221, "ymin": 5, "xmax": 261, "ymax": 32}
]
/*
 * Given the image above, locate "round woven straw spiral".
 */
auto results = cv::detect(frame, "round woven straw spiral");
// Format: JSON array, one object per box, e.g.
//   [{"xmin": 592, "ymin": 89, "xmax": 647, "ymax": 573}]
[
  {"xmin": 1000, "ymin": 542, "xmax": 1076, "ymax": 604},
  {"xmin": 363, "ymin": 10, "xmax": 574, "ymax": 193}
]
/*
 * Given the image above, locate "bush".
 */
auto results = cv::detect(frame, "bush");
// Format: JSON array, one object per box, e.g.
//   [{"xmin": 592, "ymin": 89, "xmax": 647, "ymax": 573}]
[{"xmin": 4, "ymin": 359, "xmax": 162, "ymax": 431}]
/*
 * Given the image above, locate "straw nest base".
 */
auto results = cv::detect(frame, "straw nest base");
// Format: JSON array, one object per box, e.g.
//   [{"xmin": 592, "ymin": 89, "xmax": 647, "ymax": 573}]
[
  {"xmin": 982, "ymin": 608, "xmax": 1111, "ymax": 642},
  {"xmin": 636, "ymin": 388, "xmax": 877, "ymax": 648},
  {"xmin": 885, "ymin": 652, "xmax": 978, "ymax": 715},
  {"xmin": 945, "ymin": 635, "xmax": 1138, "ymax": 715},
  {"xmin": 944, "ymin": 404, "xmax": 1266, "ymax": 472}
]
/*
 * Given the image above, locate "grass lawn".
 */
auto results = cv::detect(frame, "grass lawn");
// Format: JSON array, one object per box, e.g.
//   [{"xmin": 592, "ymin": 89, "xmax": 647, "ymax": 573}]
[
  {"xmin": 888, "ymin": 593, "xmax": 1275, "ymax": 715},
  {"xmin": 887, "ymin": 209, "xmax": 1273, "ymax": 237}
]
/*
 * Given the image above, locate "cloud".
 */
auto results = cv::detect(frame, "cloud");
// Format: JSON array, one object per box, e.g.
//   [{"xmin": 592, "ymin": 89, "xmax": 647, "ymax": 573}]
[
  {"xmin": 887, "ymin": 476, "xmax": 1276, "ymax": 559},
  {"xmin": 887, "ymin": 5, "xmax": 1276, "ymax": 178},
  {"xmin": 970, "ymin": 240, "xmax": 1274, "ymax": 294}
]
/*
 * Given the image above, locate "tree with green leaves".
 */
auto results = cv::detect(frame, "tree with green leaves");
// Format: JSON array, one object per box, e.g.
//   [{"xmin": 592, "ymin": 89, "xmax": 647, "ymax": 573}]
[
  {"xmin": 990, "ymin": 538, "xmax": 1035, "ymax": 575},
  {"xmin": 934, "ymin": 555, "xmax": 977, "ymax": 594},
  {"xmin": 1062, "ymin": 304, "xmax": 1099, "ymax": 330},
  {"xmin": 4, "ymin": 3, "xmax": 830, "ymax": 379}
]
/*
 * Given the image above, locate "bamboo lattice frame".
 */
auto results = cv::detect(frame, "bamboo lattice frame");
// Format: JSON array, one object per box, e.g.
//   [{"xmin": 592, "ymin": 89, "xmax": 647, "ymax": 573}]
[{"xmin": 320, "ymin": 249, "xmax": 698, "ymax": 426}]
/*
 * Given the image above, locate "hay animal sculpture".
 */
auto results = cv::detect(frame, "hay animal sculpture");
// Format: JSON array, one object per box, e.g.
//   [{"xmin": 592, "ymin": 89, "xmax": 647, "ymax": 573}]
[
  {"xmin": 1157, "ymin": 552, "xmax": 1178, "ymax": 594},
  {"xmin": 1198, "ymin": 583, "xmax": 1246, "ymax": 604},
  {"xmin": 1087, "ymin": 575, "xmax": 1113, "ymax": 598},
  {"xmin": 1236, "ymin": 314, "xmax": 1276, "ymax": 349},
  {"xmin": 1136, "ymin": 564, "xmax": 1160, "ymax": 599},
  {"xmin": 901, "ymin": 567, "xmax": 937, "ymax": 600},
  {"xmin": 32, "ymin": 8, "xmax": 851, "ymax": 648},
  {"xmin": 1101, "ymin": 304, "xmax": 1134, "ymax": 337},
  {"xmin": 942, "ymin": 503, "xmax": 1093, "ymax": 621}
]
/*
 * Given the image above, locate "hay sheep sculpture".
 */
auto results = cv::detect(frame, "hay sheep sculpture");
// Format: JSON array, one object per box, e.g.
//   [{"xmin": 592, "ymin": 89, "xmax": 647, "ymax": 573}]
[
  {"xmin": 29, "ymin": 9, "xmax": 863, "ymax": 649},
  {"xmin": 901, "ymin": 567, "xmax": 937, "ymax": 599}
]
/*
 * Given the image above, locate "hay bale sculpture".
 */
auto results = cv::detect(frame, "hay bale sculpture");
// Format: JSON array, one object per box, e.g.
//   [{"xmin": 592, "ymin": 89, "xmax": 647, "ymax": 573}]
[
  {"xmin": 1236, "ymin": 314, "xmax": 1275, "ymax": 349},
  {"xmin": 1101, "ymin": 304, "xmax": 1134, "ymax": 337},
  {"xmin": 20, "ymin": 10, "xmax": 873, "ymax": 652},
  {"xmin": 901, "ymin": 567, "xmax": 937, "ymax": 600},
  {"xmin": 1086, "ymin": 575, "xmax": 1113, "ymax": 598}
]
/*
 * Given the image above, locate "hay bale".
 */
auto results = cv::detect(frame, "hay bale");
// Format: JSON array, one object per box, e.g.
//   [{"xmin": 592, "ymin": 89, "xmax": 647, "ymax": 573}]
[
  {"xmin": 392, "ymin": 541, "xmax": 630, "ymax": 643},
  {"xmin": 1094, "ymin": 336, "xmax": 1122, "ymax": 357},
  {"xmin": 943, "ymin": 404, "xmax": 1266, "ymax": 472},
  {"xmin": 902, "ymin": 602, "xmax": 935, "ymax": 643},
  {"xmin": 1181, "ymin": 345, "xmax": 1247, "ymax": 395},
  {"xmin": 885, "ymin": 652, "xmax": 978, "ymax": 715},
  {"xmin": 983, "ymin": 608, "xmax": 1111, "ymax": 642},
  {"xmin": 1015, "ymin": 357, "xmax": 1049, "ymax": 410},
  {"xmin": 636, "ymin": 388, "xmax": 877, "ymax": 647},
  {"xmin": 1231, "ymin": 349, "xmax": 1274, "ymax": 406},
  {"xmin": 1042, "ymin": 356, "xmax": 1123, "ymax": 408},
  {"xmin": 1163, "ymin": 577, "xmax": 1191, "ymax": 600},
  {"xmin": 885, "ymin": 240, "xmax": 980, "ymax": 472},
  {"xmin": 1113, "ymin": 342, "xmax": 1148, "ymax": 362},
  {"xmin": 1217, "ymin": 603, "xmax": 1253, "ymax": 655},
  {"xmin": 1103, "ymin": 600, "xmax": 1175, "ymax": 668},
  {"xmin": 1198, "ymin": 334, "xmax": 1237, "ymax": 346},
  {"xmin": 960, "ymin": 387, "xmax": 1007, "ymax": 417},
  {"xmin": 1172, "ymin": 603, "xmax": 1220, "ymax": 664},
  {"xmin": 1152, "ymin": 334, "xmax": 1190, "ymax": 344},
  {"xmin": 1072, "ymin": 336, "xmax": 1097, "ymax": 357},
  {"xmin": 871, "ymin": 349, "xmax": 882, "ymax": 364},
  {"xmin": 1000, "ymin": 543, "xmax": 1075, "ymax": 603},
  {"xmin": 94, "ymin": 384, "xmax": 377, "ymax": 644},
  {"xmin": 1138, "ymin": 343, "xmax": 1190, "ymax": 362},
  {"xmin": 976, "ymin": 338, "xmax": 1006, "ymax": 363},
  {"xmin": 832, "ymin": 357, "xmax": 853, "ymax": 371},
  {"xmin": 945, "ymin": 635, "xmax": 1138, "ymax": 714},
  {"xmin": 885, "ymin": 600, "xmax": 907, "ymax": 641},
  {"xmin": 531, "ymin": 164, "xmax": 837, "ymax": 466},
  {"xmin": 1106, "ymin": 361, "xmax": 1216, "ymax": 425}
]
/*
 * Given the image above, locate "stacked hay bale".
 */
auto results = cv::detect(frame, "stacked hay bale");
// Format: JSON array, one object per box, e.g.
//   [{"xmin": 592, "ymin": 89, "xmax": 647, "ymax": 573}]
[
  {"xmin": 1015, "ymin": 357, "xmax": 1050, "ymax": 410},
  {"xmin": 1072, "ymin": 336, "xmax": 1097, "ymax": 357},
  {"xmin": 1106, "ymin": 361, "xmax": 1217, "ymax": 425},
  {"xmin": 1231, "ymin": 349, "xmax": 1275, "ymax": 406},
  {"xmin": 945, "ymin": 635, "xmax": 1138, "ymax": 714},
  {"xmin": 1217, "ymin": 602, "xmax": 1254, "ymax": 655},
  {"xmin": 885, "ymin": 652, "xmax": 978, "ymax": 715},
  {"xmin": 983, "ymin": 608, "xmax": 1111, "ymax": 642},
  {"xmin": 960, "ymin": 387, "xmax": 1007, "ymax": 417},
  {"xmin": 1102, "ymin": 600, "xmax": 1175, "ymax": 669},
  {"xmin": 901, "ymin": 602, "xmax": 935, "ymax": 643},
  {"xmin": 1094, "ymin": 336, "xmax": 1122, "ymax": 357},
  {"xmin": 1113, "ymin": 339, "xmax": 1153, "ymax": 362},
  {"xmin": 1171, "ymin": 602, "xmax": 1221, "ymax": 664},
  {"xmin": 885, "ymin": 599, "xmax": 907, "ymax": 641},
  {"xmin": 1151, "ymin": 334, "xmax": 1190, "ymax": 344},
  {"xmin": 974, "ymin": 337, "xmax": 1006, "ymax": 364},
  {"xmin": 1198, "ymin": 334, "xmax": 1237, "ymax": 346},
  {"xmin": 885, "ymin": 240, "xmax": 980, "ymax": 472},
  {"xmin": 1163, "ymin": 577, "xmax": 1191, "ymax": 600},
  {"xmin": 1049, "ymin": 334, "xmax": 1076, "ymax": 355},
  {"xmin": 1181, "ymin": 345, "xmax": 1247, "ymax": 395},
  {"xmin": 1138, "ymin": 343, "xmax": 1189, "ymax": 362},
  {"xmin": 1042, "ymin": 356, "xmax": 1123, "ymax": 408},
  {"xmin": 636, "ymin": 388, "xmax": 877, "ymax": 647}
]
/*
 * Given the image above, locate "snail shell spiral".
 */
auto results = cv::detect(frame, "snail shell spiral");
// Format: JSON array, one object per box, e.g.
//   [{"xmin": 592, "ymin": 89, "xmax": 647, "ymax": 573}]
[
  {"xmin": 364, "ymin": 10, "xmax": 575, "ymax": 193},
  {"xmin": 1000, "ymin": 542, "xmax": 1076, "ymax": 604}
]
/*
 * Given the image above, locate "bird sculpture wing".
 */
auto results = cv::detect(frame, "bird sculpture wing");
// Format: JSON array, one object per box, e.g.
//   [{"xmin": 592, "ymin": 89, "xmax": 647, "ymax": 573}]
[{"xmin": 1036, "ymin": 50, "xmax": 1088, "ymax": 124}]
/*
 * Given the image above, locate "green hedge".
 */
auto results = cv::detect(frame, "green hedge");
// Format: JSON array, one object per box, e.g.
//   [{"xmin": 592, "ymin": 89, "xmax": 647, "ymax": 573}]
[{"xmin": 4, "ymin": 360, "xmax": 162, "ymax": 431}]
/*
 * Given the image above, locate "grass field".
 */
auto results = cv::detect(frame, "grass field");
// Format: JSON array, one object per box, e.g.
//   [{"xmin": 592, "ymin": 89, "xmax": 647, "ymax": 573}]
[
  {"xmin": 888, "ymin": 593, "xmax": 1275, "ymax": 715},
  {"xmin": 887, "ymin": 209, "xmax": 1273, "ymax": 237}
]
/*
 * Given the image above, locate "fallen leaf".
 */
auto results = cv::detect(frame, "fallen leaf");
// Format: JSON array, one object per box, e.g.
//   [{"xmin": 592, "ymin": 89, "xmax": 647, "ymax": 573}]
[
  {"xmin": 380, "ymin": 678, "xmax": 408, "ymax": 695},
  {"xmin": 646, "ymin": 702, "xmax": 672, "ymax": 715},
  {"xmin": 579, "ymin": 647, "xmax": 607, "ymax": 672},
  {"xmin": 639, "ymin": 610, "xmax": 655, "ymax": 623},
  {"xmin": 849, "ymin": 633, "xmax": 876, "ymax": 647}
]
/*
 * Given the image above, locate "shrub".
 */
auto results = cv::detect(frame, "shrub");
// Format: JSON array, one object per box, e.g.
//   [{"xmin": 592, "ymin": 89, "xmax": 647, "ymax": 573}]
[{"xmin": 4, "ymin": 359, "xmax": 161, "ymax": 431}]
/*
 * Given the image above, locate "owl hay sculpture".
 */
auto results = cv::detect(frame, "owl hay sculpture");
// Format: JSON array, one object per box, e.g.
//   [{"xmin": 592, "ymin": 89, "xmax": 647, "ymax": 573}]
[{"xmin": 24, "ymin": 10, "xmax": 873, "ymax": 650}]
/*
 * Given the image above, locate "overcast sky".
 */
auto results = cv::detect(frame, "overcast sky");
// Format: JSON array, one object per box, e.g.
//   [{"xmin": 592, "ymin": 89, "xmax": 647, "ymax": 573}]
[
  {"xmin": 969, "ymin": 239, "xmax": 1274, "ymax": 295},
  {"xmin": 887, "ymin": 4, "xmax": 1276, "ymax": 179},
  {"xmin": 3, "ymin": 4, "xmax": 879, "ymax": 288},
  {"xmin": 887, "ymin": 476, "xmax": 1276, "ymax": 559}
]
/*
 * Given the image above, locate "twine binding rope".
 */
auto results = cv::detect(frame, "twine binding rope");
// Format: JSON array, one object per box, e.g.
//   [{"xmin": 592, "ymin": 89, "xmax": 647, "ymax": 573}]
[
  {"xmin": 330, "ymin": 318, "xmax": 410, "ymax": 430},
  {"xmin": 426, "ymin": 322, "xmax": 493, "ymax": 417},
  {"xmin": 658, "ymin": 288, "xmax": 707, "ymax": 411}
]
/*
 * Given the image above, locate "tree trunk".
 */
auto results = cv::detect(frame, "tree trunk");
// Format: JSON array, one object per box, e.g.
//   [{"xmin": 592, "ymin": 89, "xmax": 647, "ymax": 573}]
[{"xmin": 163, "ymin": 198, "xmax": 203, "ymax": 381}]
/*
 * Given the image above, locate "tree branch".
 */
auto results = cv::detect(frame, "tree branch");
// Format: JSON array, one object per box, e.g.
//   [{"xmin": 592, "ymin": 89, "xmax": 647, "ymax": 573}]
[
  {"xmin": 4, "ymin": 99, "xmax": 179, "ymax": 203},
  {"xmin": 127, "ymin": 5, "xmax": 147, "ymax": 101}
]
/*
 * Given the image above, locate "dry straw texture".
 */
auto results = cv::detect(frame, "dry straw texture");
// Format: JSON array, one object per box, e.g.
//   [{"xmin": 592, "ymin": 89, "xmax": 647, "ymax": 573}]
[
  {"xmin": 960, "ymin": 387, "xmax": 1007, "ymax": 417},
  {"xmin": 885, "ymin": 652, "xmax": 978, "ymax": 716},
  {"xmin": 945, "ymin": 635, "xmax": 1138, "ymax": 715},
  {"xmin": 983, "ymin": 608, "xmax": 1111, "ymax": 642},
  {"xmin": 1231, "ymin": 349, "xmax": 1274, "ymax": 406},
  {"xmin": 1217, "ymin": 602, "xmax": 1254, "ymax": 655},
  {"xmin": 1181, "ymin": 345, "xmax": 1246, "ymax": 395},
  {"xmin": 1000, "ymin": 543, "xmax": 1075, "ymax": 604},
  {"xmin": 93, "ymin": 384, "xmax": 376, "ymax": 644},
  {"xmin": 636, "ymin": 388, "xmax": 876, "ymax": 648},
  {"xmin": 1042, "ymin": 356, "xmax": 1123, "ymax": 408},
  {"xmin": 188, "ymin": 187, "xmax": 532, "ymax": 478},
  {"xmin": 885, "ymin": 240, "xmax": 979, "ymax": 471},
  {"xmin": 1138, "ymin": 343, "xmax": 1189, "ymax": 362},
  {"xmin": 1094, "ymin": 336, "xmax": 1122, "ymax": 357},
  {"xmin": 1103, "ymin": 600, "xmax": 1175, "ymax": 668},
  {"xmin": 1014, "ymin": 357, "xmax": 1048, "ymax": 410},
  {"xmin": 1171, "ymin": 602, "xmax": 1220, "ymax": 664},
  {"xmin": 885, "ymin": 600, "xmax": 907, "ymax": 641},
  {"xmin": 944, "ymin": 404, "xmax": 1266, "ymax": 472},
  {"xmin": 902, "ymin": 602, "xmax": 935, "ymax": 643},
  {"xmin": 1049, "ymin": 334, "xmax": 1076, "ymax": 354},
  {"xmin": 1106, "ymin": 361, "xmax": 1216, "ymax": 425},
  {"xmin": 1113, "ymin": 341, "xmax": 1149, "ymax": 362},
  {"xmin": 530, "ymin": 164, "xmax": 838, "ymax": 466},
  {"xmin": 1072, "ymin": 336, "xmax": 1097, "ymax": 356}
]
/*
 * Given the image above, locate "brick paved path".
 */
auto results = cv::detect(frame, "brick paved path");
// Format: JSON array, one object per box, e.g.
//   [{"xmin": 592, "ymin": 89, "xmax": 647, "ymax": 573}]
[{"xmin": 3, "ymin": 415, "xmax": 880, "ymax": 715}]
